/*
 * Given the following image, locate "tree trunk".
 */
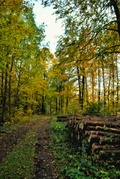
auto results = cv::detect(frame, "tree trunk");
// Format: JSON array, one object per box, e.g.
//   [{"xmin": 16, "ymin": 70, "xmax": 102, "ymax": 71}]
[
  {"xmin": 107, "ymin": 67, "xmax": 111, "ymax": 112},
  {"xmin": 111, "ymin": 0, "xmax": 120, "ymax": 36},
  {"xmin": 81, "ymin": 75, "xmax": 85, "ymax": 109},
  {"xmin": 116, "ymin": 58, "xmax": 119, "ymax": 113},
  {"xmin": 85, "ymin": 76, "xmax": 88, "ymax": 104},
  {"xmin": 76, "ymin": 66, "xmax": 82, "ymax": 107},
  {"xmin": 112, "ymin": 61, "xmax": 115, "ymax": 114},
  {"xmin": 98, "ymin": 65, "xmax": 101, "ymax": 104},
  {"xmin": 41, "ymin": 95, "xmax": 46, "ymax": 114},
  {"xmin": 8, "ymin": 55, "xmax": 14, "ymax": 120},
  {"xmin": 91, "ymin": 69, "xmax": 95, "ymax": 102},
  {"xmin": 102, "ymin": 61, "xmax": 106, "ymax": 115},
  {"xmin": 0, "ymin": 71, "xmax": 4, "ymax": 124},
  {"xmin": 55, "ymin": 97, "xmax": 58, "ymax": 114},
  {"xmin": 1, "ymin": 63, "xmax": 8, "ymax": 123}
]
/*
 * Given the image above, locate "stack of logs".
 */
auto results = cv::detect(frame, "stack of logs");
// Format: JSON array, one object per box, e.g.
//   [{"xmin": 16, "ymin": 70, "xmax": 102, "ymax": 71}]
[
  {"xmin": 57, "ymin": 115, "xmax": 120, "ymax": 168},
  {"xmin": 57, "ymin": 115, "xmax": 69, "ymax": 122}
]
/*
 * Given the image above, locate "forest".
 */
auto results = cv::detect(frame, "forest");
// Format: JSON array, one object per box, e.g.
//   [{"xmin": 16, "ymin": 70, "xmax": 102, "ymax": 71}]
[
  {"xmin": 0, "ymin": 0, "xmax": 120, "ymax": 124},
  {"xmin": 0, "ymin": 0, "xmax": 120, "ymax": 178}
]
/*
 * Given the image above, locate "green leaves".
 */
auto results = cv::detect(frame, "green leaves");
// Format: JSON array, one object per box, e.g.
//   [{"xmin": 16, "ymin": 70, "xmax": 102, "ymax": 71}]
[{"xmin": 0, "ymin": 0, "xmax": 46, "ymax": 122}]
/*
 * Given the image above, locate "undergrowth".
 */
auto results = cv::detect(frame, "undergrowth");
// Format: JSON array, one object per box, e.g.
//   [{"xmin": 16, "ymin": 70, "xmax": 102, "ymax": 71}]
[{"xmin": 50, "ymin": 117, "xmax": 120, "ymax": 179}]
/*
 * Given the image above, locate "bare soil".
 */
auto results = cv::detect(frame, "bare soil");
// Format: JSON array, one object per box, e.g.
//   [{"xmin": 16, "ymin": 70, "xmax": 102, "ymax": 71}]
[
  {"xmin": 0, "ymin": 120, "xmax": 36, "ymax": 163},
  {"xmin": 0, "ymin": 117, "xmax": 59, "ymax": 179},
  {"xmin": 33, "ymin": 118, "xmax": 59, "ymax": 179}
]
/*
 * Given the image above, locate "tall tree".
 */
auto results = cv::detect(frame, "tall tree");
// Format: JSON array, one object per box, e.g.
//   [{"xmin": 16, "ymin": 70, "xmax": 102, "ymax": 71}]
[
  {"xmin": 0, "ymin": 0, "xmax": 45, "ymax": 123},
  {"xmin": 44, "ymin": 0, "xmax": 120, "ymax": 36}
]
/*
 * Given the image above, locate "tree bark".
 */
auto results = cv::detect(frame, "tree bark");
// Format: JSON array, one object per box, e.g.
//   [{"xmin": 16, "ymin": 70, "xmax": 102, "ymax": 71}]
[
  {"xmin": 98, "ymin": 65, "xmax": 101, "ymax": 104},
  {"xmin": 102, "ymin": 61, "xmax": 106, "ymax": 115},
  {"xmin": 0, "ymin": 71, "xmax": 4, "ymax": 124},
  {"xmin": 111, "ymin": 0, "xmax": 120, "ymax": 36},
  {"xmin": 1, "ymin": 63, "xmax": 8, "ymax": 123}
]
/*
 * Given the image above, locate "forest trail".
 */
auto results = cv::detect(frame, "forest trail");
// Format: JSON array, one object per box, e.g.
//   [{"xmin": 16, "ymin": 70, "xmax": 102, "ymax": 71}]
[
  {"xmin": 33, "ymin": 118, "xmax": 58, "ymax": 179},
  {"xmin": 0, "ymin": 117, "xmax": 59, "ymax": 179}
]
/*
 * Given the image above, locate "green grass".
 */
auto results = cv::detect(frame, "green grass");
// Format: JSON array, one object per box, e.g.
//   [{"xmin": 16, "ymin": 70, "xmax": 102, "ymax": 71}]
[
  {"xmin": 50, "ymin": 116, "xmax": 120, "ymax": 179},
  {"xmin": 0, "ymin": 115, "xmax": 38, "ymax": 134},
  {"xmin": 0, "ymin": 126, "xmax": 37, "ymax": 179}
]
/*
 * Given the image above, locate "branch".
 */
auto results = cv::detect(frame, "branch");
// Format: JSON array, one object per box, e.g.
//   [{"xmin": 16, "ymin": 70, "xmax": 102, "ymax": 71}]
[
  {"xmin": 104, "ymin": 51, "xmax": 120, "ymax": 54},
  {"xmin": 98, "ymin": 44, "xmax": 120, "ymax": 55},
  {"xmin": 107, "ymin": 44, "xmax": 120, "ymax": 49},
  {"xmin": 104, "ymin": 28, "xmax": 118, "ymax": 32},
  {"xmin": 111, "ymin": 0, "xmax": 120, "ymax": 36}
]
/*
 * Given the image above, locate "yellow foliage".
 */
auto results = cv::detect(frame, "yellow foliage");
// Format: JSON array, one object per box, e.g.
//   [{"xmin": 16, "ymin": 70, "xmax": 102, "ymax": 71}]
[
  {"xmin": 27, "ymin": 98, "xmax": 38, "ymax": 105},
  {"xmin": 52, "ymin": 58, "xmax": 58, "ymax": 64},
  {"xmin": 60, "ymin": 90, "xmax": 68, "ymax": 96},
  {"xmin": 59, "ymin": 74, "xmax": 68, "ymax": 81},
  {"xmin": 26, "ymin": 109, "xmax": 33, "ymax": 116}
]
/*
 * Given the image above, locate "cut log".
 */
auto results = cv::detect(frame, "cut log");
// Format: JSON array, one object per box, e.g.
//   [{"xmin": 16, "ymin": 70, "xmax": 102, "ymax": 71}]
[
  {"xmin": 96, "ymin": 126, "xmax": 120, "ymax": 134},
  {"xmin": 57, "ymin": 115, "xmax": 68, "ymax": 122},
  {"xmin": 84, "ymin": 120, "xmax": 120, "ymax": 128},
  {"xmin": 88, "ymin": 134, "xmax": 100, "ymax": 143},
  {"xmin": 99, "ymin": 149, "xmax": 120, "ymax": 161},
  {"xmin": 99, "ymin": 137, "xmax": 120, "ymax": 145},
  {"xmin": 91, "ymin": 143, "xmax": 106, "ymax": 153},
  {"xmin": 67, "ymin": 115, "xmax": 120, "ymax": 167}
]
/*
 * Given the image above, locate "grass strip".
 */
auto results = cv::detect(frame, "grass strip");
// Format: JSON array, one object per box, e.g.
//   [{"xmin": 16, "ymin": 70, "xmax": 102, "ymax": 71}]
[{"xmin": 0, "ymin": 128, "xmax": 37, "ymax": 179}]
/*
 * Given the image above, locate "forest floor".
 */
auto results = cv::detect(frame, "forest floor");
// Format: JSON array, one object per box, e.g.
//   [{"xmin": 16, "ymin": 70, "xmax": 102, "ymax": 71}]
[
  {"xmin": 1, "ymin": 115, "xmax": 120, "ymax": 179},
  {"xmin": 0, "ymin": 116, "xmax": 59, "ymax": 179}
]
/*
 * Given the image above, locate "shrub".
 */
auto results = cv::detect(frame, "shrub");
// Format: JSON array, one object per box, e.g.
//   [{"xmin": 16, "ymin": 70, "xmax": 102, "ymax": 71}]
[{"xmin": 82, "ymin": 102, "xmax": 103, "ymax": 116}]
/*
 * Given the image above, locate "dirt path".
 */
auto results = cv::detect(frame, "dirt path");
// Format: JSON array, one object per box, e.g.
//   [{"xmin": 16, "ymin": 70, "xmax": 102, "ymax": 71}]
[
  {"xmin": 0, "ymin": 117, "xmax": 59, "ymax": 179},
  {"xmin": 0, "ymin": 120, "xmax": 36, "ymax": 163},
  {"xmin": 33, "ymin": 118, "xmax": 58, "ymax": 179}
]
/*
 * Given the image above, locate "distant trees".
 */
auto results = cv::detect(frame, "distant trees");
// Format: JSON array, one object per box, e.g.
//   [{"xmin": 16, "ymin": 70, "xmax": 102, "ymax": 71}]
[
  {"xmin": 47, "ymin": 0, "xmax": 120, "ymax": 114},
  {"xmin": 0, "ymin": 0, "xmax": 120, "ymax": 124},
  {"xmin": 0, "ymin": 0, "xmax": 45, "ymax": 123}
]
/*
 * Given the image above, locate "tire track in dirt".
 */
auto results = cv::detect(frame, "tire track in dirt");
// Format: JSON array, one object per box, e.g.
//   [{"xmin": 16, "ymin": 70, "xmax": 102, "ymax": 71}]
[
  {"xmin": 0, "ymin": 117, "xmax": 59, "ymax": 178},
  {"xmin": 0, "ymin": 120, "xmax": 37, "ymax": 163},
  {"xmin": 33, "ymin": 118, "xmax": 59, "ymax": 179}
]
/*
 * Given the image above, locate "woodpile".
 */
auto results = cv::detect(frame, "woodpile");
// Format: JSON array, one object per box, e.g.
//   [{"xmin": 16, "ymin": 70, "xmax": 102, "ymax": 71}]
[
  {"xmin": 66, "ymin": 115, "xmax": 120, "ymax": 168},
  {"xmin": 57, "ymin": 115, "xmax": 74, "ymax": 122},
  {"xmin": 57, "ymin": 115, "xmax": 68, "ymax": 122}
]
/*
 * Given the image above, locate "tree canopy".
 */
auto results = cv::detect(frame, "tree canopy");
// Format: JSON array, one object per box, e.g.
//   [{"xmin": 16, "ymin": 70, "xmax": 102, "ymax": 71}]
[{"xmin": 0, "ymin": 0, "xmax": 120, "ymax": 124}]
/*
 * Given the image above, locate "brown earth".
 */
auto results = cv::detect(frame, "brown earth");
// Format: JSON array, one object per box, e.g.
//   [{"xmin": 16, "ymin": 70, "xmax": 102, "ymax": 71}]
[
  {"xmin": 0, "ymin": 117, "xmax": 59, "ymax": 179},
  {"xmin": 33, "ymin": 118, "xmax": 59, "ymax": 179}
]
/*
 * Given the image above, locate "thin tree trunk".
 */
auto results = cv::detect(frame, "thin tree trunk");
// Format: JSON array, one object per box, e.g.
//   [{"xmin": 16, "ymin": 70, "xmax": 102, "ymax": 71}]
[
  {"xmin": 41, "ymin": 94, "xmax": 46, "ymax": 114},
  {"xmin": 58, "ymin": 83, "xmax": 62, "ymax": 113},
  {"xmin": 116, "ymin": 59, "xmax": 119, "ymax": 113},
  {"xmin": 8, "ymin": 55, "xmax": 14, "ymax": 120},
  {"xmin": 14, "ymin": 60, "xmax": 22, "ymax": 110},
  {"xmin": 55, "ymin": 97, "xmax": 58, "ymax": 114},
  {"xmin": 85, "ymin": 76, "xmax": 88, "ymax": 104},
  {"xmin": 0, "ymin": 71, "xmax": 4, "ymax": 124},
  {"xmin": 76, "ymin": 66, "xmax": 81, "ymax": 106},
  {"xmin": 66, "ymin": 93, "xmax": 69, "ymax": 108},
  {"xmin": 108, "ymin": 68, "xmax": 111, "ymax": 112},
  {"xmin": 112, "ymin": 62, "xmax": 115, "ymax": 115},
  {"xmin": 111, "ymin": 0, "xmax": 120, "ymax": 36},
  {"xmin": 102, "ymin": 61, "xmax": 106, "ymax": 115},
  {"xmin": 98, "ymin": 66, "xmax": 101, "ymax": 104},
  {"xmin": 91, "ymin": 70, "xmax": 95, "ymax": 102},
  {"xmin": 1, "ymin": 63, "xmax": 8, "ymax": 122},
  {"xmin": 81, "ymin": 75, "xmax": 85, "ymax": 109}
]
